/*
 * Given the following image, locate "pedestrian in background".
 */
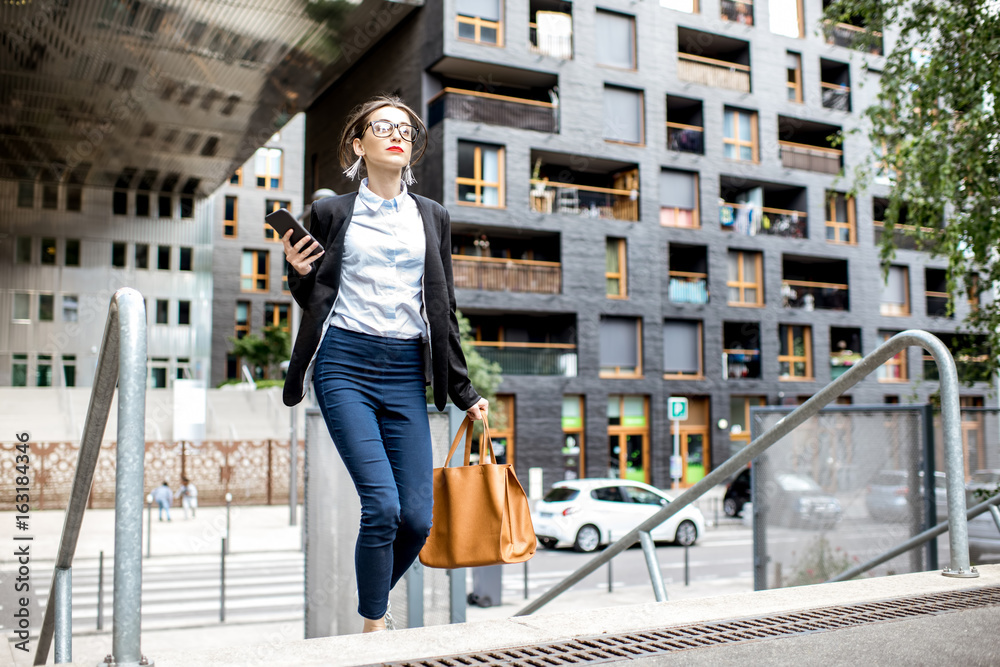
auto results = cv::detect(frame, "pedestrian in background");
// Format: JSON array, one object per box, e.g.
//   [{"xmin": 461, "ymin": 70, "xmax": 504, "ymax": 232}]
[
  {"xmin": 151, "ymin": 481, "xmax": 173, "ymax": 522},
  {"xmin": 280, "ymin": 94, "xmax": 488, "ymax": 633},
  {"xmin": 175, "ymin": 476, "xmax": 198, "ymax": 519}
]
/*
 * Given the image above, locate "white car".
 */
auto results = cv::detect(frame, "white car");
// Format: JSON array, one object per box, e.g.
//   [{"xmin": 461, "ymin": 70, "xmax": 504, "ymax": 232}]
[{"xmin": 531, "ymin": 478, "xmax": 706, "ymax": 552}]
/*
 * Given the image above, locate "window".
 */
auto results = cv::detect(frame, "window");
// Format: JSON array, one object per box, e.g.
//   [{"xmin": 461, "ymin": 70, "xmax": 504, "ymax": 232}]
[
  {"xmin": 41, "ymin": 238, "xmax": 56, "ymax": 265},
  {"xmin": 157, "ymin": 245, "xmax": 171, "ymax": 270},
  {"xmin": 265, "ymin": 200, "xmax": 292, "ymax": 240},
  {"xmin": 727, "ymin": 250, "xmax": 763, "ymax": 306},
  {"xmin": 600, "ymin": 316, "xmax": 642, "ymax": 377},
  {"xmin": 65, "ymin": 239, "xmax": 80, "ymax": 266},
  {"xmin": 158, "ymin": 194, "xmax": 172, "ymax": 218},
  {"xmin": 179, "ymin": 247, "xmax": 193, "ymax": 271},
  {"xmin": 38, "ymin": 294, "xmax": 54, "ymax": 322},
  {"xmin": 282, "ymin": 261, "xmax": 290, "ymax": 293},
  {"xmin": 36, "ymin": 354, "xmax": 52, "ymax": 387},
  {"xmin": 606, "ymin": 238, "xmax": 627, "ymax": 298},
  {"xmin": 595, "ymin": 10, "xmax": 636, "ymax": 69},
  {"xmin": 176, "ymin": 358, "xmax": 192, "ymax": 380},
  {"xmin": 241, "ymin": 250, "xmax": 269, "ymax": 292},
  {"xmin": 779, "ymin": 324, "xmax": 813, "ymax": 379},
  {"xmin": 155, "ymin": 299, "xmax": 169, "ymax": 324},
  {"xmin": 17, "ymin": 181, "xmax": 34, "ymax": 208},
  {"xmin": 664, "ymin": 320, "xmax": 703, "ymax": 378},
  {"xmin": 786, "ymin": 52, "xmax": 803, "ymax": 103},
  {"xmin": 12, "ymin": 354, "xmax": 28, "ymax": 387},
  {"xmin": 135, "ymin": 192, "xmax": 150, "ymax": 217},
  {"xmin": 770, "ymin": 0, "xmax": 804, "ymax": 37},
  {"xmin": 457, "ymin": 141, "xmax": 504, "ymax": 207},
  {"xmin": 180, "ymin": 196, "xmax": 193, "ymax": 218},
  {"xmin": 16, "ymin": 237, "xmax": 31, "ymax": 264},
  {"xmin": 178, "ymin": 300, "xmax": 191, "ymax": 325},
  {"xmin": 224, "ymin": 196, "xmax": 238, "ymax": 237},
  {"xmin": 135, "ymin": 244, "xmax": 149, "ymax": 269},
  {"xmin": 661, "ymin": 0, "xmax": 698, "ymax": 13},
  {"xmin": 66, "ymin": 186, "xmax": 82, "ymax": 211},
  {"xmin": 112, "ymin": 242, "xmax": 126, "ymax": 268},
  {"xmin": 113, "ymin": 190, "xmax": 127, "ymax": 215},
  {"xmin": 62, "ymin": 295, "xmax": 78, "ymax": 322},
  {"xmin": 235, "ymin": 301, "xmax": 250, "ymax": 339},
  {"xmin": 265, "ymin": 302, "xmax": 290, "ymax": 331},
  {"xmin": 826, "ymin": 192, "xmax": 856, "ymax": 244},
  {"xmin": 456, "ymin": 0, "xmax": 503, "ymax": 45},
  {"xmin": 562, "ymin": 396, "xmax": 585, "ymax": 480},
  {"xmin": 255, "ymin": 147, "xmax": 282, "ymax": 189},
  {"xmin": 230, "ymin": 168, "xmax": 242, "ymax": 185},
  {"xmin": 721, "ymin": 0, "xmax": 754, "ymax": 24},
  {"xmin": 62, "ymin": 354, "xmax": 76, "ymax": 387},
  {"xmin": 603, "ymin": 85, "xmax": 644, "ymax": 144},
  {"xmin": 659, "ymin": 169, "xmax": 699, "ymax": 228},
  {"xmin": 723, "ymin": 108, "xmax": 759, "ymax": 162},
  {"xmin": 42, "ymin": 184, "xmax": 58, "ymax": 209},
  {"xmin": 877, "ymin": 331, "xmax": 907, "ymax": 381},
  {"xmin": 150, "ymin": 358, "xmax": 168, "ymax": 388},
  {"xmin": 729, "ymin": 395, "xmax": 766, "ymax": 443},
  {"xmin": 880, "ymin": 266, "xmax": 910, "ymax": 316},
  {"xmin": 13, "ymin": 293, "xmax": 30, "ymax": 321}
]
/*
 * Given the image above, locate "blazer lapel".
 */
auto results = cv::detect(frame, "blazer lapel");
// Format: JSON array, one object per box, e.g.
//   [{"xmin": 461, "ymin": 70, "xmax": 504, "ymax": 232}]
[{"xmin": 412, "ymin": 194, "xmax": 441, "ymax": 278}]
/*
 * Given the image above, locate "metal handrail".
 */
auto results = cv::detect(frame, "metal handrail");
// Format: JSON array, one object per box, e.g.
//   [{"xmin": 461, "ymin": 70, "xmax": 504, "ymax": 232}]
[
  {"xmin": 517, "ymin": 330, "xmax": 974, "ymax": 616},
  {"xmin": 34, "ymin": 288, "xmax": 148, "ymax": 666}
]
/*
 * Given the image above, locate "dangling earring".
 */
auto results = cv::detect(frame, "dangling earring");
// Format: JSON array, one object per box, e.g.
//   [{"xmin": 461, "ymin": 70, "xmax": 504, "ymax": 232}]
[
  {"xmin": 344, "ymin": 156, "xmax": 363, "ymax": 180},
  {"xmin": 402, "ymin": 163, "xmax": 416, "ymax": 186}
]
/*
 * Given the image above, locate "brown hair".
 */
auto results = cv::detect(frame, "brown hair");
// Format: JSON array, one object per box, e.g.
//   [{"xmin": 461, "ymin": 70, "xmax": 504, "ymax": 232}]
[{"xmin": 338, "ymin": 94, "xmax": 427, "ymax": 179}]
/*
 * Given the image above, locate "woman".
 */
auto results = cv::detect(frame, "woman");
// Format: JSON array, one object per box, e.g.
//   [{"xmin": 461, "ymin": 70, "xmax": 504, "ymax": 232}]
[{"xmin": 281, "ymin": 95, "xmax": 488, "ymax": 633}]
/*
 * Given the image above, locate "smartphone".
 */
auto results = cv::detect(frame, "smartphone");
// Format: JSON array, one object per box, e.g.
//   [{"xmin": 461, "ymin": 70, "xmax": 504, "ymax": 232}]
[{"xmin": 265, "ymin": 208, "xmax": 323, "ymax": 256}]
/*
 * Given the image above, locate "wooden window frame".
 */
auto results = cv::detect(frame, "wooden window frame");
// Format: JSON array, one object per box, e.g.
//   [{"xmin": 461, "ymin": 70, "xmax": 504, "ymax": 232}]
[
  {"xmin": 599, "ymin": 318, "xmax": 644, "ymax": 379},
  {"xmin": 787, "ymin": 51, "xmax": 803, "ymax": 103},
  {"xmin": 730, "ymin": 395, "xmax": 766, "ymax": 443},
  {"xmin": 455, "ymin": 143, "xmax": 505, "ymax": 208},
  {"xmin": 241, "ymin": 250, "xmax": 270, "ymax": 293},
  {"xmin": 264, "ymin": 199, "xmax": 291, "ymax": 242},
  {"xmin": 230, "ymin": 167, "xmax": 242, "ymax": 186},
  {"xmin": 456, "ymin": 13, "xmax": 504, "ymax": 47},
  {"xmin": 727, "ymin": 250, "xmax": 764, "ymax": 307},
  {"xmin": 255, "ymin": 147, "xmax": 283, "ymax": 190},
  {"xmin": 607, "ymin": 394, "xmax": 651, "ymax": 483},
  {"xmin": 660, "ymin": 172, "xmax": 700, "ymax": 228},
  {"xmin": 224, "ymin": 195, "xmax": 238, "ymax": 238},
  {"xmin": 880, "ymin": 266, "xmax": 911, "ymax": 316},
  {"xmin": 826, "ymin": 192, "xmax": 857, "ymax": 245},
  {"xmin": 778, "ymin": 324, "xmax": 813, "ymax": 380},
  {"xmin": 562, "ymin": 395, "xmax": 586, "ymax": 478},
  {"xmin": 603, "ymin": 86, "xmax": 645, "ymax": 146},
  {"xmin": 265, "ymin": 302, "xmax": 290, "ymax": 332},
  {"xmin": 595, "ymin": 10, "xmax": 638, "ymax": 72},
  {"xmin": 606, "ymin": 237, "xmax": 628, "ymax": 299},
  {"xmin": 877, "ymin": 332, "xmax": 908, "ymax": 382},
  {"xmin": 663, "ymin": 320, "xmax": 704, "ymax": 380},
  {"xmin": 234, "ymin": 301, "xmax": 250, "ymax": 339},
  {"xmin": 723, "ymin": 108, "xmax": 759, "ymax": 163}
]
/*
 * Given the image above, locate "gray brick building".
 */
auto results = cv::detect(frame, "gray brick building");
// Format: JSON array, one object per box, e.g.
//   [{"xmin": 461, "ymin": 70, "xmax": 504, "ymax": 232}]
[{"xmin": 297, "ymin": 0, "xmax": 993, "ymax": 490}]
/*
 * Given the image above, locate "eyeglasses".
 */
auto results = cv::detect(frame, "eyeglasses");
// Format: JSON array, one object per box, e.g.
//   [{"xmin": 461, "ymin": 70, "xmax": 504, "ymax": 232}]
[{"xmin": 361, "ymin": 120, "xmax": 419, "ymax": 142}]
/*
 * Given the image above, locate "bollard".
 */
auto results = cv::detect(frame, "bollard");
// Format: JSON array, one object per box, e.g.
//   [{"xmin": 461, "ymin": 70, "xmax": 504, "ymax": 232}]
[
  {"xmin": 145, "ymin": 493, "xmax": 153, "ymax": 559},
  {"xmin": 220, "ymin": 537, "xmax": 227, "ymax": 622},
  {"xmin": 97, "ymin": 550, "xmax": 104, "ymax": 630},
  {"xmin": 225, "ymin": 492, "xmax": 233, "ymax": 555},
  {"xmin": 524, "ymin": 559, "xmax": 529, "ymax": 600},
  {"xmin": 684, "ymin": 543, "xmax": 690, "ymax": 586},
  {"xmin": 607, "ymin": 531, "xmax": 613, "ymax": 593},
  {"xmin": 714, "ymin": 497, "xmax": 719, "ymax": 528}
]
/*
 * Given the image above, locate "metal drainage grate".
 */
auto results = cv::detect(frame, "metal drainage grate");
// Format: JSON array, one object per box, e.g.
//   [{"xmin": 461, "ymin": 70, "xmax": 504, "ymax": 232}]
[{"xmin": 375, "ymin": 586, "xmax": 1000, "ymax": 667}]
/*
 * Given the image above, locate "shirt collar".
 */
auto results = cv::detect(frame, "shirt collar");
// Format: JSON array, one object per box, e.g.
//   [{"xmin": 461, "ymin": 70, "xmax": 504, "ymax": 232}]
[{"xmin": 358, "ymin": 178, "xmax": 408, "ymax": 212}]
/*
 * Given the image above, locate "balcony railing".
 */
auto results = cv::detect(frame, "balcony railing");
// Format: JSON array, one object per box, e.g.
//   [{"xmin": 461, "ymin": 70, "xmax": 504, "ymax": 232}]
[
  {"xmin": 926, "ymin": 292, "xmax": 951, "ymax": 318},
  {"xmin": 720, "ymin": 0, "xmax": 754, "ymax": 25},
  {"xmin": 830, "ymin": 351, "xmax": 862, "ymax": 380},
  {"xmin": 669, "ymin": 272, "xmax": 709, "ymax": 304},
  {"xmin": 825, "ymin": 21, "xmax": 883, "ymax": 55},
  {"xmin": 873, "ymin": 221, "xmax": 943, "ymax": 252},
  {"xmin": 723, "ymin": 349, "xmax": 761, "ymax": 379},
  {"xmin": 720, "ymin": 203, "xmax": 807, "ymax": 238},
  {"xmin": 782, "ymin": 280, "xmax": 849, "ymax": 310},
  {"xmin": 924, "ymin": 355, "xmax": 991, "ymax": 384},
  {"xmin": 529, "ymin": 20, "xmax": 573, "ymax": 59},
  {"xmin": 427, "ymin": 88, "xmax": 557, "ymax": 133},
  {"xmin": 821, "ymin": 83, "xmax": 850, "ymax": 111},
  {"xmin": 530, "ymin": 179, "xmax": 639, "ymax": 221},
  {"xmin": 778, "ymin": 140, "xmax": 843, "ymax": 175},
  {"xmin": 472, "ymin": 342, "xmax": 578, "ymax": 376},
  {"xmin": 677, "ymin": 53, "xmax": 751, "ymax": 93},
  {"xmin": 452, "ymin": 255, "xmax": 561, "ymax": 294},
  {"xmin": 666, "ymin": 122, "xmax": 704, "ymax": 154}
]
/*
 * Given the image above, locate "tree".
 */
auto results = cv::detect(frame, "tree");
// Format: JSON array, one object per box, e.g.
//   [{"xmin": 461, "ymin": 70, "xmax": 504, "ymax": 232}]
[
  {"xmin": 824, "ymin": 0, "xmax": 1000, "ymax": 375},
  {"xmin": 229, "ymin": 326, "xmax": 291, "ymax": 381}
]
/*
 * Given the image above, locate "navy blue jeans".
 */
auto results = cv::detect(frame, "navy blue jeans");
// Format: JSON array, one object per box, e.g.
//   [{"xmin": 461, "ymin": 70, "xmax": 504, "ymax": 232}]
[{"xmin": 312, "ymin": 326, "xmax": 434, "ymax": 621}]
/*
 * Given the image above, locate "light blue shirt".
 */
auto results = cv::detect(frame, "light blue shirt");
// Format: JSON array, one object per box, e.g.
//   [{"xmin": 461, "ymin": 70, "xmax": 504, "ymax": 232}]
[{"xmin": 329, "ymin": 179, "xmax": 428, "ymax": 340}]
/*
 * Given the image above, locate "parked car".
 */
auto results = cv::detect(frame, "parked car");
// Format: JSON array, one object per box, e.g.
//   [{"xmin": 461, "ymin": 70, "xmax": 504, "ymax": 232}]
[
  {"xmin": 865, "ymin": 470, "xmax": 948, "ymax": 522},
  {"xmin": 531, "ymin": 479, "xmax": 706, "ymax": 552},
  {"xmin": 966, "ymin": 469, "xmax": 1000, "ymax": 505},
  {"xmin": 723, "ymin": 468, "xmax": 751, "ymax": 517},
  {"xmin": 766, "ymin": 473, "xmax": 842, "ymax": 529},
  {"xmin": 968, "ymin": 508, "xmax": 1000, "ymax": 563}
]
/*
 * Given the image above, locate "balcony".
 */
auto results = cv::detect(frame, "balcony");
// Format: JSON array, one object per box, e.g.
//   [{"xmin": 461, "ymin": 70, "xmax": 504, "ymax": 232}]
[
  {"xmin": 923, "ymin": 336, "xmax": 990, "ymax": 383},
  {"xmin": 473, "ymin": 343, "xmax": 578, "ymax": 376},
  {"xmin": 427, "ymin": 88, "xmax": 557, "ymax": 133},
  {"xmin": 666, "ymin": 123, "xmax": 704, "ymax": 154},
  {"xmin": 778, "ymin": 141, "xmax": 842, "ymax": 174},
  {"xmin": 678, "ymin": 54, "xmax": 751, "ymax": 93},
  {"xmin": 720, "ymin": 0, "xmax": 754, "ymax": 25},
  {"xmin": 720, "ymin": 203, "xmax": 807, "ymax": 238},
  {"xmin": 830, "ymin": 327, "xmax": 862, "ymax": 380},
  {"xmin": 825, "ymin": 21, "xmax": 883, "ymax": 56},
  {"xmin": 529, "ymin": 2, "xmax": 573, "ymax": 59},
  {"xmin": 724, "ymin": 349, "xmax": 761, "ymax": 380},
  {"xmin": 669, "ymin": 273, "xmax": 709, "ymax": 304},
  {"xmin": 530, "ymin": 151, "xmax": 640, "ymax": 222},
  {"xmin": 821, "ymin": 58, "xmax": 851, "ymax": 111},
  {"xmin": 452, "ymin": 256, "xmax": 561, "ymax": 294},
  {"xmin": 783, "ymin": 255, "xmax": 849, "ymax": 311},
  {"xmin": 821, "ymin": 84, "xmax": 850, "ymax": 111}
]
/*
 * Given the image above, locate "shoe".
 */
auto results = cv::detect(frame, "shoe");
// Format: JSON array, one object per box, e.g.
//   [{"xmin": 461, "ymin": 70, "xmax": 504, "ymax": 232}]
[{"xmin": 384, "ymin": 599, "xmax": 395, "ymax": 631}]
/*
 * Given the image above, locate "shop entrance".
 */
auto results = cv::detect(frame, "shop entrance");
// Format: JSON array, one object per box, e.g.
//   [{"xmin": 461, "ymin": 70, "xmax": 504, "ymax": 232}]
[{"xmin": 607, "ymin": 395, "xmax": 650, "ymax": 483}]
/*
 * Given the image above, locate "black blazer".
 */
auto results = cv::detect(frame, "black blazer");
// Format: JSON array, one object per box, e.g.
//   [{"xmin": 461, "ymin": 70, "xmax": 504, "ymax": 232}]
[{"xmin": 282, "ymin": 192, "xmax": 480, "ymax": 412}]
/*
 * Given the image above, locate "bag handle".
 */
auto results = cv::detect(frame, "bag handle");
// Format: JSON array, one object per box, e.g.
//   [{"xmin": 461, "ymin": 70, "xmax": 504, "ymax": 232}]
[{"xmin": 443, "ymin": 415, "xmax": 497, "ymax": 468}]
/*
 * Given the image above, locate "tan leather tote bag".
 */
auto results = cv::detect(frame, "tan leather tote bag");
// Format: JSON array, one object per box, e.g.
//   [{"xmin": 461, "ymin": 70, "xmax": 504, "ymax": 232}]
[{"xmin": 419, "ymin": 415, "xmax": 537, "ymax": 568}]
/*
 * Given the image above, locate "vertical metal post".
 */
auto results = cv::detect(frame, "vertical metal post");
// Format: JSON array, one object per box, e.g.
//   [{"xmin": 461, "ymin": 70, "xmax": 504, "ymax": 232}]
[
  {"xmin": 989, "ymin": 505, "xmax": 1000, "ymax": 532},
  {"xmin": 607, "ymin": 530, "xmax": 613, "ymax": 593},
  {"xmin": 638, "ymin": 531, "xmax": 667, "ymax": 602},
  {"xmin": 112, "ymin": 290, "xmax": 146, "ymax": 666},
  {"xmin": 523, "ymin": 560, "xmax": 529, "ymax": 600},
  {"xmin": 405, "ymin": 562, "xmax": 424, "ymax": 628},
  {"xmin": 752, "ymin": 456, "xmax": 768, "ymax": 590},
  {"xmin": 145, "ymin": 495, "xmax": 152, "ymax": 559},
  {"xmin": 921, "ymin": 404, "xmax": 939, "ymax": 570},
  {"xmin": 714, "ymin": 497, "xmax": 719, "ymax": 528},
  {"xmin": 448, "ymin": 568, "xmax": 466, "ymax": 624},
  {"xmin": 97, "ymin": 551, "xmax": 104, "ymax": 631},
  {"xmin": 290, "ymin": 299, "xmax": 301, "ymax": 527},
  {"xmin": 54, "ymin": 567, "xmax": 71, "ymax": 664},
  {"xmin": 684, "ymin": 544, "xmax": 690, "ymax": 586},
  {"xmin": 220, "ymin": 538, "xmax": 227, "ymax": 622},
  {"xmin": 225, "ymin": 492, "xmax": 232, "ymax": 554}
]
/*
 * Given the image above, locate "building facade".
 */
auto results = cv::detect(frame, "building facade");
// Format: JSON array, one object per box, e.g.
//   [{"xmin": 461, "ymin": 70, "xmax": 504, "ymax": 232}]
[
  {"xmin": 300, "ymin": 0, "xmax": 992, "ymax": 489},
  {"xmin": 209, "ymin": 114, "xmax": 306, "ymax": 387}
]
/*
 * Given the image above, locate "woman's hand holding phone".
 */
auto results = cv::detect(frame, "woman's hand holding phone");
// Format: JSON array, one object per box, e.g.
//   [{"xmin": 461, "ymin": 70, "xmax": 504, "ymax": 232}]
[{"xmin": 282, "ymin": 230, "xmax": 325, "ymax": 275}]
